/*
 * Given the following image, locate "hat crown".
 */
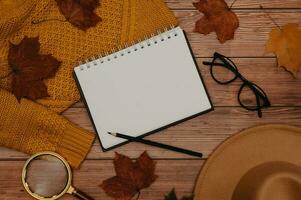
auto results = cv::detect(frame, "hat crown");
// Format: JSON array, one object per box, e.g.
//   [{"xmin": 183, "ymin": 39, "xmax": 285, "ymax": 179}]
[{"xmin": 232, "ymin": 162, "xmax": 301, "ymax": 200}]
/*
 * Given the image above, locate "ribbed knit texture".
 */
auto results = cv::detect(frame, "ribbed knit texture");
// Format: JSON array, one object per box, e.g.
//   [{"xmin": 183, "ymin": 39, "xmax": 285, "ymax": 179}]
[
  {"xmin": 0, "ymin": 89, "xmax": 95, "ymax": 168},
  {"xmin": 0, "ymin": 0, "xmax": 177, "ymax": 166}
]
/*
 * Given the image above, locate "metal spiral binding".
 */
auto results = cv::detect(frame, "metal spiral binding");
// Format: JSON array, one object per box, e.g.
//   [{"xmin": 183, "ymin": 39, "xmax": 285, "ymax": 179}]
[{"xmin": 79, "ymin": 25, "xmax": 177, "ymax": 71}]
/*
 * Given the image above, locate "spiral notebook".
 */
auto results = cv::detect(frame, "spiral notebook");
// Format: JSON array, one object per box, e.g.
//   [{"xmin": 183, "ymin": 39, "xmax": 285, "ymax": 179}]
[{"xmin": 74, "ymin": 26, "xmax": 213, "ymax": 151}]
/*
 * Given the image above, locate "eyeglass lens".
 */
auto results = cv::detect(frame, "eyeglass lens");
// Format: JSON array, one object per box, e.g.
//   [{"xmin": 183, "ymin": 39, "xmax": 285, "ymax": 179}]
[
  {"xmin": 238, "ymin": 82, "xmax": 270, "ymax": 110},
  {"xmin": 210, "ymin": 56, "xmax": 238, "ymax": 84}
]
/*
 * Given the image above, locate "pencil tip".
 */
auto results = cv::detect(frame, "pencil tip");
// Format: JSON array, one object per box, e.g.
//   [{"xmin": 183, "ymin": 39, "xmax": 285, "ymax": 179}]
[{"xmin": 108, "ymin": 132, "xmax": 117, "ymax": 136}]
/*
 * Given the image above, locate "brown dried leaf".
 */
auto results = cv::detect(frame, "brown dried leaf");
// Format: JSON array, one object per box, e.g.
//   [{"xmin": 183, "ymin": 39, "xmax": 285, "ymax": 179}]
[
  {"xmin": 8, "ymin": 36, "xmax": 61, "ymax": 101},
  {"xmin": 55, "ymin": 0, "xmax": 101, "ymax": 31},
  {"xmin": 78, "ymin": 0, "xmax": 100, "ymax": 9},
  {"xmin": 100, "ymin": 151, "xmax": 158, "ymax": 200},
  {"xmin": 266, "ymin": 23, "xmax": 301, "ymax": 77},
  {"xmin": 193, "ymin": 0, "xmax": 239, "ymax": 43}
]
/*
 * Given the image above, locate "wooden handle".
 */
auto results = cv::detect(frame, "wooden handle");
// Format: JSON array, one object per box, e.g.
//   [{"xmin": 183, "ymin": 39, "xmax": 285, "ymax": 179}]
[{"xmin": 73, "ymin": 189, "xmax": 94, "ymax": 200}]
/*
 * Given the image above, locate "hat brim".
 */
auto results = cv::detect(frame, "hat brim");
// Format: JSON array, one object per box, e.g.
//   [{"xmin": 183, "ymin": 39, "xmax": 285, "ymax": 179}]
[{"xmin": 194, "ymin": 124, "xmax": 301, "ymax": 200}]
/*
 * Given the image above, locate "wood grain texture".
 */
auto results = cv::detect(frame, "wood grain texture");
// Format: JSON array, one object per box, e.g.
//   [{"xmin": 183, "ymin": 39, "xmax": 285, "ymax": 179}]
[
  {"xmin": 176, "ymin": 11, "xmax": 301, "ymax": 57},
  {"xmin": 0, "ymin": 160, "xmax": 203, "ymax": 200},
  {"xmin": 61, "ymin": 107, "xmax": 301, "ymax": 159},
  {"xmin": 1, "ymin": 1, "xmax": 301, "ymax": 200},
  {"xmin": 1, "ymin": 106, "xmax": 300, "ymax": 160}
]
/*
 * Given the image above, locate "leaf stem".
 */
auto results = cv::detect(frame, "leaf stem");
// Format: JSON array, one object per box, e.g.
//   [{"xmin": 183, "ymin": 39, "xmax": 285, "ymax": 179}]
[
  {"xmin": 0, "ymin": 71, "xmax": 13, "ymax": 79},
  {"xmin": 31, "ymin": 18, "xmax": 67, "ymax": 25},
  {"xmin": 230, "ymin": 0, "xmax": 238, "ymax": 9},
  {"xmin": 135, "ymin": 191, "xmax": 141, "ymax": 200},
  {"xmin": 259, "ymin": 5, "xmax": 281, "ymax": 30}
]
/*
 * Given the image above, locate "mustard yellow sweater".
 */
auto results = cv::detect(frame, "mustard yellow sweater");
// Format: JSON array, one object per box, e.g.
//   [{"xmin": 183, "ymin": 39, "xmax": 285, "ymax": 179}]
[{"xmin": 0, "ymin": 0, "xmax": 177, "ymax": 167}]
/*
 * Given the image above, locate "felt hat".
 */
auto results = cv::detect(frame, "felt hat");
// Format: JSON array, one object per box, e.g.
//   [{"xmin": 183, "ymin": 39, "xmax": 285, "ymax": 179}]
[{"xmin": 194, "ymin": 124, "xmax": 301, "ymax": 200}]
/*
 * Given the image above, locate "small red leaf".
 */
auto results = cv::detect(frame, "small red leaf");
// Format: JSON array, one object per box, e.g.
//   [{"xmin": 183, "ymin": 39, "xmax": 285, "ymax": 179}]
[{"xmin": 55, "ymin": 0, "xmax": 101, "ymax": 31}]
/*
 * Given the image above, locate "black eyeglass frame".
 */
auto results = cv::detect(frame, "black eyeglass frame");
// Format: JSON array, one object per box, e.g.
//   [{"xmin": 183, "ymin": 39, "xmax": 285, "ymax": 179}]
[{"xmin": 203, "ymin": 52, "xmax": 271, "ymax": 118}]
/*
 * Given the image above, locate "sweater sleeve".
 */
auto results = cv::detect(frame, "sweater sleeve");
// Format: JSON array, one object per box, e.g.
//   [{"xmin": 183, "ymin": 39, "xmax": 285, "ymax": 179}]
[{"xmin": 0, "ymin": 89, "xmax": 95, "ymax": 168}]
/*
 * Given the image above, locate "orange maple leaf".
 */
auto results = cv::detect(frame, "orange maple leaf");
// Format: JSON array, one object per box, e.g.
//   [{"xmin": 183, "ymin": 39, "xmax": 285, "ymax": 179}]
[{"xmin": 266, "ymin": 23, "xmax": 301, "ymax": 77}]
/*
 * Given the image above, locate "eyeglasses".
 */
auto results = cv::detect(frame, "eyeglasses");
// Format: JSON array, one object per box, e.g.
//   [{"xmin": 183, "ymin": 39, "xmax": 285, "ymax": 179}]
[{"xmin": 203, "ymin": 52, "xmax": 271, "ymax": 118}]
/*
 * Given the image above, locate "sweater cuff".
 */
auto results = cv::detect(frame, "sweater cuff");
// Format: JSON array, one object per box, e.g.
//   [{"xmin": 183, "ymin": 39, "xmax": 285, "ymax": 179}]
[{"xmin": 57, "ymin": 122, "xmax": 95, "ymax": 168}]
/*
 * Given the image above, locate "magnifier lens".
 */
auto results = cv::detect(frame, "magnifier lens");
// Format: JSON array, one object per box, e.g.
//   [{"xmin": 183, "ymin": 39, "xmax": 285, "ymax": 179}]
[{"xmin": 25, "ymin": 155, "xmax": 69, "ymax": 198}]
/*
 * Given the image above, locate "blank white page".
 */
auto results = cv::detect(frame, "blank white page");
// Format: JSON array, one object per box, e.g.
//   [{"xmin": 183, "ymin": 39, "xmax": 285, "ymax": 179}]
[{"xmin": 74, "ymin": 27, "xmax": 212, "ymax": 150}]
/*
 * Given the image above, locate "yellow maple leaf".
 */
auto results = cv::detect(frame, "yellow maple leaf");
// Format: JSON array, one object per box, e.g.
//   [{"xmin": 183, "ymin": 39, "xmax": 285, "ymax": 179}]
[{"xmin": 266, "ymin": 23, "xmax": 301, "ymax": 77}]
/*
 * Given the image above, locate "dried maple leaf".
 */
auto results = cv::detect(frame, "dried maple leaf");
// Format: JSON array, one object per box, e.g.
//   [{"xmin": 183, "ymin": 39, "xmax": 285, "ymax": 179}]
[
  {"xmin": 100, "ymin": 151, "xmax": 158, "ymax": 200},
  {"xmin": 8, "ymin": 36, "xmax": 61, "ymax": 101},
  {"xmin": 78, "ymin": 0, "xmax": 100, "ymax": 10},
  {"xmin": 55, "ymin": 0, "xmax": 101, "ymax": 31},
  {"xmin": 266, "ymin": 23, "xmax": 301, "ymax": 77},
  {"xmin": 193, "ymin": 0, "xmax": 239, "ymax": 43},
  {"xmin": 164, "ymin": 188, "xmax": 194, "ymax": 200}
]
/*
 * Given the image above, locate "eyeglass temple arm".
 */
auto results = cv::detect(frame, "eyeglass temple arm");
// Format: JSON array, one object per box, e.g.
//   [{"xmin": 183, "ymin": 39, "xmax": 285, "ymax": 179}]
[
  {"xmin": 203, "ymin": 61, "xmax": 240, "ymax": 76},
  {"xmin": 203, "ymin": 61, "xmax": 226, "ymax": 66},
  {"xmin": 255, "ymin": 93, "xmax": 263, "ymax": 118},
  {"xmin": 248, "ymin": 82, "xmax": 271, "ymax": 106},
  {"xmin": 242, "ymin": 82, "xmax": 270, "ymax": 118}
]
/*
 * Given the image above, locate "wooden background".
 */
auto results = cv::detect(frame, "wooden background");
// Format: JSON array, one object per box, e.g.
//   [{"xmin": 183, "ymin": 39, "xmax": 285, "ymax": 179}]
[{"xmin": 1, "ymin": 0, "xmax": 301, "ymax": 199}]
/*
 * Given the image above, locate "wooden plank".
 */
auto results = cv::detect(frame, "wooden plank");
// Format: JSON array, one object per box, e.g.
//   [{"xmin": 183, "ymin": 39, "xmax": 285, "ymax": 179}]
[
  {"xmin": 165, "ymin": 0, "xmax": 301, "ymax": 9},
  {"xmin": 74, "ymin": 58, "xmax": 301, "ymax": 107},
  {"xmin": 1, "ymin": 107, "xmax": 300, "ymax": 160},
  {"xmin": 65, "ymin": 106, "xmax": 301, "ymax": 159},
  {"xmin": 175, "ymin": 11, "xmax": 301, "ymax": 57},
  {"xmin": 0, "ymin": 160, "xmax": 203, "ymax": 200}
]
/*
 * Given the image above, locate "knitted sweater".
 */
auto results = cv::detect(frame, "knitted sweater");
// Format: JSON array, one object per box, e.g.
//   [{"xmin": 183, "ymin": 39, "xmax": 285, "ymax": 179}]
[
  {"xmin": 0, "ymin": 0, "xmax": 177, "ymax": 112},
  {"xmin": 0, "ymin": 0, "xmax": 177, "ymax": 167},
  {"xmin": 0, "ymin": 89, "xmax": 94, "ymax": 168}
]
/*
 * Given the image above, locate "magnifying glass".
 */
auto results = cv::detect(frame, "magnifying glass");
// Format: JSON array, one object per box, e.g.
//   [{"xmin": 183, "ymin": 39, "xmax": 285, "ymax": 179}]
[{"xmin": 22, "ymin": 151, "xmax": 94, "ymax": 200}]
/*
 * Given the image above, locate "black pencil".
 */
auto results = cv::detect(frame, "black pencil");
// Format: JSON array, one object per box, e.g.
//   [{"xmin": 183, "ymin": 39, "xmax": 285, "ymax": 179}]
[{"xmin": 108, "ymin": 132, "xmax": 203, "ymax": 158}]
